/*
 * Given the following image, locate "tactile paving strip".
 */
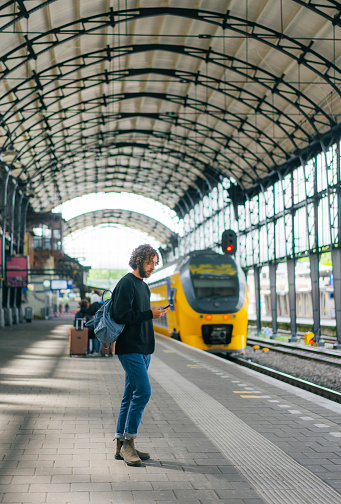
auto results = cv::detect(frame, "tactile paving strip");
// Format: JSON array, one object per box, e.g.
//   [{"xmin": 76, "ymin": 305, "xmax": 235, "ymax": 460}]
[{"xmin": 150, "ymin": 356, "xmax": 341, "ymax": 504}]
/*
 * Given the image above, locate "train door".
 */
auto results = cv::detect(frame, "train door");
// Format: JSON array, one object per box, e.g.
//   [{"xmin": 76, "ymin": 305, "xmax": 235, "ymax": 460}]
[{"xmin": 167, "ymin": 275, "xmax": 181, "ymax": 338}]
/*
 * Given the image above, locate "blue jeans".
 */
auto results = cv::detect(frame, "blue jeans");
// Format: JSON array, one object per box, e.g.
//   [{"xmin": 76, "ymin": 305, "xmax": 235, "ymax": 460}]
[
  {"xmin": 115, "ymin": 353, "xmax": 151, "ymax": 439},
  {"xmin": 92, "ymin": 337, "xmax": 101, "ymax": 354}
]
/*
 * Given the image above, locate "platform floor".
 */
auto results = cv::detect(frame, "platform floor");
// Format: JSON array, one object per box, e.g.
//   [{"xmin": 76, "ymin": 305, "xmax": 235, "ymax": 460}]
[{"xmin": 0, "ymin": 318, "xmax": 341, "ymax": 504}]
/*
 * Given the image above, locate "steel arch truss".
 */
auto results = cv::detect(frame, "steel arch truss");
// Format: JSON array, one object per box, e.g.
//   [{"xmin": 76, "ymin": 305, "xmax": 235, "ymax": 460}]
[
  {"xmin": 63, "ymin": 209, "xmax": 177, "ymax": 247},
  {"xmin": 0, "ymin": 2, "xmax": 340, "ymax": 219}
]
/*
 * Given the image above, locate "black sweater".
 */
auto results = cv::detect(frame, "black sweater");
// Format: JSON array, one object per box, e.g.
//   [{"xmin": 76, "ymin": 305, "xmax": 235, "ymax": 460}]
[{"xmin": 111, "ymin": 273, "xmax": 154, "ymax": 355}]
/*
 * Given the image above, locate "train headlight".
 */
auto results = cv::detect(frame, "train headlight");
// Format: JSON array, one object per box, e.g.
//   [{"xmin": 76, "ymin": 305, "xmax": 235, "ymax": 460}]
[
  {"xmin": 223, "ymin": 314, "xmax": 229, "ymax": 320},
  {"xmin": 205, "ymin": 314, "xmax": 213, "ymax": 321}
]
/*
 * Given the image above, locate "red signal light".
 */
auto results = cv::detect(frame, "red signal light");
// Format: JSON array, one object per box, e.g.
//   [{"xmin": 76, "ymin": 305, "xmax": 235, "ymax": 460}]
[{"xmin": 222, "ymin": 230, "xmax": 237, "ymax": 255}]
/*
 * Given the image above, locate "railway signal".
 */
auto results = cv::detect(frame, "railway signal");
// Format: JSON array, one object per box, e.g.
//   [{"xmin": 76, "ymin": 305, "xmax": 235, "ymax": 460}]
[{"xmin": 222, "ymin": 230, "xmax": 237, "ymax": 255}]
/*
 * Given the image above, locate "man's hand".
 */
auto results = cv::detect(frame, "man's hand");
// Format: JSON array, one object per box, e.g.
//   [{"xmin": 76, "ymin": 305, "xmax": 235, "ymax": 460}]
[{"xmin": 151, "ymin": 306, "xmax": 170, "ymax": 319}]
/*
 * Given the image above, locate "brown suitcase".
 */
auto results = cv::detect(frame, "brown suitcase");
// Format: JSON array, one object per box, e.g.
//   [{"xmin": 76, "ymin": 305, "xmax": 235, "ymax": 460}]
[
  {"xmin": 69, "ymin": 319, "xmax": 88, "ymax": 356},
  {"xmin": 101, "ymin": 342, "xmax": 115, "ymax": 356}
]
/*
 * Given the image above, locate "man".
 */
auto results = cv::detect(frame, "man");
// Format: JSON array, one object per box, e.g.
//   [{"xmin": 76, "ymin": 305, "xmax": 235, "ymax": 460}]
[{"xmin": 111, "ymin": 244, "xmax": 168, "ymax": 466}]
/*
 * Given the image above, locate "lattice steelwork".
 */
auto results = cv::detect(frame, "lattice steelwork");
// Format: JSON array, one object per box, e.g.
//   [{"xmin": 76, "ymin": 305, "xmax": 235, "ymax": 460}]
[
  {"xmin": 173, "ymin": 139, "xmax": 341, "ymax": 346},
  {"xmin": 0, "ymin": 1, "xmax": 340, "ymax": 217},
  {"xmin": 0, "ymin": 1, "xmax": 341, "ymax": 341},
  {"xmin": 63, "ymin": 209, "xmax": 177, "ymax": 247},
  {"xmin": 175, "ymin": 141, "xmax": 341, "ymax": 264}
]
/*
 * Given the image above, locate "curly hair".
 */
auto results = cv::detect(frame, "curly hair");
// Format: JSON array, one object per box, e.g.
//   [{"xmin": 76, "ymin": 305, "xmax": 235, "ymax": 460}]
[{"xmin": 129, "ymin": 244, "xmax": 159, "ymax": 270}]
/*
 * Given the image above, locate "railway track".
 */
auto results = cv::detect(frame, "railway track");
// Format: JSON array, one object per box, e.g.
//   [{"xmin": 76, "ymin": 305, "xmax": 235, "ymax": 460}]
[
  {"xmin": 227, "ymin": 354, "xmax": 341, "ymax": 404},
  {"xmin": 246, "ymin": 337, "xmax": 341, "ymax": 367}
]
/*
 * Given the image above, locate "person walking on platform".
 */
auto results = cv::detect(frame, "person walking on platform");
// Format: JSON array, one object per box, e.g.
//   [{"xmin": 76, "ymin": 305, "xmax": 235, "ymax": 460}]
[{"xmin": 111, "ymin": 244, "xmax": 169, "ymax": 466}]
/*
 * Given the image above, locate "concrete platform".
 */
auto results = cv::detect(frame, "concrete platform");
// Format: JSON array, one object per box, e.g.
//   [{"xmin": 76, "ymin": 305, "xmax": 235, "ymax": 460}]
[{"xmin": 0, "ymin": 318, "xmax": 341, "ymax": 503}]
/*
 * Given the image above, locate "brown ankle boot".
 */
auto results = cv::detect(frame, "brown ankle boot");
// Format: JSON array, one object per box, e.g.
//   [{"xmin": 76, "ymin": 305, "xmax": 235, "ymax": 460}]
[
  {"xmin": 115, "ymin": 439, "xmax": 150, "ymax": 461},
  {"xmin": 120, "ymin": 438, "xmax": 142, "ymax": 466}
]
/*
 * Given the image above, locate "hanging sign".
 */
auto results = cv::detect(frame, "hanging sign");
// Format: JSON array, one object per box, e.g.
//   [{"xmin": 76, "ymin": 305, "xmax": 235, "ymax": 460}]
[{"xmin": 5, "ymin": 256, "xmax": 28, "ymax": 287}]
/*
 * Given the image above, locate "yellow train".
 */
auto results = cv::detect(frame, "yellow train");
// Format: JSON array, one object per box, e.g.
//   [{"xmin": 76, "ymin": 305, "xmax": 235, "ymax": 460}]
[{"xmin": 148, "ymin": 250, "xmax": 248, "ymax": 353}]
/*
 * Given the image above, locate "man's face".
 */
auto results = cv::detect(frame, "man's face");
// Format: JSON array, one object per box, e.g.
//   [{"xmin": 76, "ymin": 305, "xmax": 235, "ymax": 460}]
[{"xmin": 138, "ymin": 255, "xmax": 158, "ymax": 278}]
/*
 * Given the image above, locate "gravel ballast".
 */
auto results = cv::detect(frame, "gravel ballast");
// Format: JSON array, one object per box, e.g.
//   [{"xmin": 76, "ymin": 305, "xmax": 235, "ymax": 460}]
[{"xmin": 242, "ymin": 346, "xmax": 341, "ymax": 393}]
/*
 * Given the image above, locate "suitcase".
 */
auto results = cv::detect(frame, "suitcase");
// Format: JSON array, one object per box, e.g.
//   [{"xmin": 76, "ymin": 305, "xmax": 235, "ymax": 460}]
[
  {"xmin": 69, "ymin": 319, "xmax": 88, "ymax": 356},
  {"xmin": 101, "ymin": 341, "xmax": 115, "ymax": 356}
]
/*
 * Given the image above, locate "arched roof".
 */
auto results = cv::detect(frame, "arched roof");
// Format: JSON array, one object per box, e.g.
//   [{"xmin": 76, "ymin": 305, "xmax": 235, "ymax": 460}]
[
  {"xmin": 63, "ymin": 209, "xmax": 177, "ymax": 246},
  {"xmin": 0, "ymin": 1, "xmax": 340, "ymax": 218}
]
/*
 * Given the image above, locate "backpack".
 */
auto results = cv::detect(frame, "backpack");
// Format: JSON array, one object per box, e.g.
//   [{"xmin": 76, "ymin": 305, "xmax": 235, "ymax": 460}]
[
  {"xmin": 85, "ymin": 290, "xmax": 125, "ymax": 345},
  {"xmin": 74, "ymin": 308, "xmax": 88, "ymax": 327}
]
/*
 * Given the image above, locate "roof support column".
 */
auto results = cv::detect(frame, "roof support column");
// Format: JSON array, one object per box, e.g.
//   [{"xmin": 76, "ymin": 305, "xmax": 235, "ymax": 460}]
[
  {"xmin": 332, "ymin": 140, "xmax": 341, "ymax": 349},
  {"xmin": 287, "ymin": 168, "xmax": 298, "ymax": 342},
  {"xmin": 331, "ymin": 247, "xmax": 341, "ymax": 349},
  {"xmin": 15, "ymin": 193, "xmax": 28, "ymax": 323},
  {"xmin": 1, "ymin": 170, "xmax": 12, "ymax": 326},
  {"xmin": 9, "ymin": 180, "xmax": 19, "ymax": 324},
  {"xmin": 253, "ymin": 265, "xmax": 261, "ymax": 333},
  {"xmin": 1, "ymin": 169, "xmax": 10, "ymax": 279},
  {"xmin": 0, "ymin": 167, "xmax": 12, "ymax": 327},
  {"xmin": 9, "ymin": 180, "xmax": 18, "ymax": 256},
  {"xmin": 309, "ymin": 252, "xmax": 324, "ymax": 345},
  {"xmin": 15, "ymin": 190, "xmax": 23, "ymax": 252},
  {"xmin": 269, "ymin": 262, "xmax": 278, "ymax": 338},
  {"xmin": 301, "ymin": 153, "xmax": 325, "ymax": 346},
  {"xmin": 18, "ymin": 197, "xmax": 30, "ymax": 255},
  {"xmin": 287, "ymin": 257, "xmax": 298, "ymax": 342}
]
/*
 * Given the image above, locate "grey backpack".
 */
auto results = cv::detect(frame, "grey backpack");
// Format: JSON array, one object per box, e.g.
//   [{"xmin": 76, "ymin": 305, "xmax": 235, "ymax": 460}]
[{"xmin": 85, "ymin": 291, "xmax": 124, "ymax": 345}]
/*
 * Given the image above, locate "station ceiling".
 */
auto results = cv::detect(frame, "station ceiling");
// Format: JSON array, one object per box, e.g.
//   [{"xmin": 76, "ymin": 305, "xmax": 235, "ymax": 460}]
[{"xmin": 0, "ymin": 1, "xmax": 340, "ymax": 225}]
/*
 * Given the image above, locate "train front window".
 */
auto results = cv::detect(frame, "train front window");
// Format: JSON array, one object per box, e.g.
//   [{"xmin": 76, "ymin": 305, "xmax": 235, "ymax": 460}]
[{"xmin": 191, "ymin": 276, "xmax": 238, "ymax": 300}]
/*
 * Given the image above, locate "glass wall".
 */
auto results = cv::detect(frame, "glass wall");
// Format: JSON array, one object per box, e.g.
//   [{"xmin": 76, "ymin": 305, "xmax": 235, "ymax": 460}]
[{"xmin": 176, "ymin": 139, "xmax": 340, "ymax": 269}]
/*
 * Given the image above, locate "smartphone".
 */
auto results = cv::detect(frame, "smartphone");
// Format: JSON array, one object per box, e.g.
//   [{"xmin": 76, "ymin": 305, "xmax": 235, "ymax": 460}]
[{"xmin": 162, "ymin": 304, "xmax": 170, "ymax": 309}]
